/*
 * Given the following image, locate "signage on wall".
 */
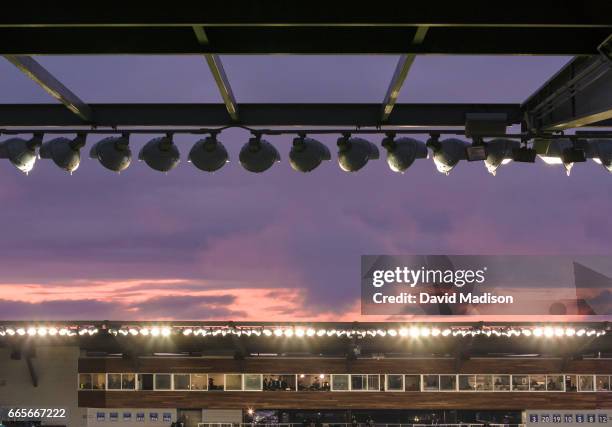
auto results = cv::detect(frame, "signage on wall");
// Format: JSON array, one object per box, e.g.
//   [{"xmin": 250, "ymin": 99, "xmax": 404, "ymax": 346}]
[
  {"xmin": 163, "ymin": 413, "xmax": 172, "ymax": 423},
  {"xmin": 136, "ymin": 413, "xmax": 145, "ymax": 422},
  {"xmin": 109, "ymin": 413, "xmax": 118, "ymax": 422},
  {"xmin": 96, "ymin": 413, "xmax": 105, "ymax": 422},
  {"xmin": 527, "ymin": 411, "xmax": 610, "ymax": 425},
  {"xmin": 150, "ymin": 413, "xmax": 159, "ymax": 422},
  {"xmin": 123, "ymin": 413, "xmax": 132, "ymax": 421}
]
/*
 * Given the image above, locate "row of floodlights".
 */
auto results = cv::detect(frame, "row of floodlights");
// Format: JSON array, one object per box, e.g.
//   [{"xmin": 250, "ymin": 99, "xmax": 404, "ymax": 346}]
[
  {"xmin": 0, "ymin": 327, "xmax": 97, "ymax": 337},
  {"xmin": 1, "ymin": 326, "xmax": 606, "ymax": 339},
  {"xmin": 1, "ymin": 132, "xmax": 611, "ymax": 176}
]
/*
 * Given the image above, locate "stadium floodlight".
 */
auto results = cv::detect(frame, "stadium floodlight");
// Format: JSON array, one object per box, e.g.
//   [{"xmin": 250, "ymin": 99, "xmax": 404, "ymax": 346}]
[
  {"xmin": 588, "ymin": 139, "xmax": 612, "ymax": 172},
  {"xmin": 426, "ymin": 135, "xmax": 468, "ymax": 175},
  {"xmin": 381, "ymin": 135, "xmax": 428, "ymax": 173},
  {"xmin": 0, "ymin": 133, "xmax": 43, "ymax": 174},
  {"xmin": 89, "ymin": 133, "xmax": 132, "ymax": 173},
  {"xmin": 289, "ymin": 135, "xmax": 331, "ymax": 172},
  {"xmin": 534, "ymin": 138, "xmax": 582, "ymax": 176},
  {"xmin": 138, "ymin": 134, "xmax": 180, "ymax": 172},
  {"xmin": 337, "ymin": 135, "xmax": 379, "ymax": 172},
  {"xmin": 40, "ymin": 133, "xmax": 86, "ymax": 174},
  {"xmin": 484, "ymin": 138, "xmax": 520, "ymax": 176},
  {"xmin": 239, "ymin": 135, "xmax": 280, "ymax": 173},
  {"xmin": 188, "ymin": 134, "xmax": 229, "ymax": 172}
]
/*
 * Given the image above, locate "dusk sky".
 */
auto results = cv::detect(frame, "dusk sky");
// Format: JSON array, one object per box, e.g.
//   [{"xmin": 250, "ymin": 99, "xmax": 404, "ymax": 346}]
[{"xmin": 1, "ymin": 54, "xmax": 611, "ymax": 321}]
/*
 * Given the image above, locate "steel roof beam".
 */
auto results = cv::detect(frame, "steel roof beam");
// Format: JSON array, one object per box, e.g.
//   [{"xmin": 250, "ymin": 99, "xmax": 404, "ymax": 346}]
[
  {"xmin": 380, "ymin": 26, "xmax": 428, "ymax": 122},
  {"xmin": 0, "ymin": 103, "xmax": 522, "ymax": 127},
  {"xmin": 522, "ymin": 41, "xmax": 612, "ymax": 131},
  {"xmin": 4, "ymin": 55, "xmax": 92, "ymax": 122},
  {"xmin": 194, "ymin": 27, "xmax": 239, "ymax": 121},
  {"xmin": 1, "ymin": 2, "xmax": 611, "ymax": 27},
  {"xmin": 0, "ymin": 27, "xmax": 608, "ymax": 55}
]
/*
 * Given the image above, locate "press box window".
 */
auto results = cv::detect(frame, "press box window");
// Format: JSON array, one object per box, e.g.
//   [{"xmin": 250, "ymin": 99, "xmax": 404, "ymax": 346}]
[
  {"xmin": 565, "ymin": 375, "xmax": 577, "ymax": 392},
  {"xmin": 92, "ymin": 373, "xmax": 106, "ymax": 390},
  {"xmin": 440, "ymin": 375, "xmax": 457, "ymax": 391},
  {"xmin": 107, "ymin": 374, "xmax": 122, "ymax": 390},
  {"xmin": 155, "ymin": 374, "xmax": 172, "ymax": 390},
  {"xmin": 138, "ymin": 374, "xmax": 154, "ymax": 391},
  {"xmin": 191, "ymin": 374, "xmax": 208, "ymax": 391},
  {"xmin": 225, "ymin": 374, "xmax": 243, "ymax": 391},
  {"xmin": 386, "ymin": 374, "xmax": 403, "ymax": 391},
  {"xmin": 579, "ymin": 375, "xmax": 594, "ymax": 391},
  {"xmin": 512, "ymin": 375, "xmax": 529, "ymax": 391},
  {"xmin": 79, "ymin": 374, "xmax": 92, "ymax": 390},
  {"xmin": 476, "ymin": 375, "xmax": 492, "ymax": 391},
  {"xmin": 121, "ymin": 374, "xmax": 136, "ymax": 390},
  {"xmin": 404, "ymin": 375, "xmax": 420, "ymax": 391},
  {"xmin": 263, "ymin": 374, "xmax": 295, "ymax": 391},
  {"xmin": 493, "ymin": 375, "xmax": 510, "ymax": 391},
  {"xmin": 297, "ymin": 374, "xmax": 330, "ymax": 391},
  {"xmin": 459, "ymin": 375, "xmax": 476, "ymax": 391},
  {"xmin": 423, "ymin": 375, "xmax": 439, "ymax": 391},
  {"xmin": 349, "ymin": 374, "xmax": 379, "ymax": 391},
  {"xmin": 596, "ymin": 376, "xmax": 610, "ymax": 391},
  {"xmin": 331, "ymin": 374, "xmax": 349, "ymax": 391},
  {"xmin": 208, "ymin": 374, "xmax": 224, "ymax": 390},
  {"xmin": 174, "ymin": 374, "xmax": 191, "ymax": 390},
  {"xmin": 244, "ymin": 374, "xmax": 262, "ymax": 391},
  {"xmin": 546, "ymin": 375, "xmax": 563, "ymax": 391},
  {"xmin": 530, "ymin": 375, "xmax": 546, "ymax": 391}
]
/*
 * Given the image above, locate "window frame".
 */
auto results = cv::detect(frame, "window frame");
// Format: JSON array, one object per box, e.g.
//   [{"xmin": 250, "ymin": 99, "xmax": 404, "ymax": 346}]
[
  {"xmin": 190, "ymin": 373, "xmax": 209, "ymax": 391},
  {"xmin": 224, "ymin": 373, "xmax": 243, "ymax": 391},
  {"xmin": 385, "ymin": 374, "xmax": 404, "ymax": 392},
  {"xmin": 243, "ymin": 373, "xmax": 263, "ymax": 391},
  {"xmin": 153, "ymin": 373, "xmax": 172, "ymax": 391},
  {"xmin": 331, "ymin": 374, "xmax": 350, "ymax": 391},
  {"xmin": 173, "ymin": 373, "xmax": 191, "ymax": 391},
  {"xmin": 106, "ymin": 373, "xmax": 123, "ymax": 391}
]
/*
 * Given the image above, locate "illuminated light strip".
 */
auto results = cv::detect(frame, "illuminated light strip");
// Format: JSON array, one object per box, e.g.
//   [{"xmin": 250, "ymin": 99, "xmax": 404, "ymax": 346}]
[{"xmin": 0, "ymin": 325, "xmax": 607, "ymax": 339}]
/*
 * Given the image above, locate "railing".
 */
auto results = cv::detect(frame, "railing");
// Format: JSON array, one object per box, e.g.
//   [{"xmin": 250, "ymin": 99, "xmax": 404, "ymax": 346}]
[{"xmin": 198, "ymin": 423, "xmax": 526, "ymax": 427}]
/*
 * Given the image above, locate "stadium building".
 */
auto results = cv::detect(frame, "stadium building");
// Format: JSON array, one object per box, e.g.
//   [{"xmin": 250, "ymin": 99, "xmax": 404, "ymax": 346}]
[{"xmin": 0, "ymin": 322, "xmax": 610, "ymax": 427}]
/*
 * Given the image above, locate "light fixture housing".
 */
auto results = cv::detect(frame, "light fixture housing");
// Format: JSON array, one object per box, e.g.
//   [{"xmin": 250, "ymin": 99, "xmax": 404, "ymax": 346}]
[
  {"xmin": 337, "ymin": 135, "xmax": 379, "ymax": 172},
  {"xmin": 188, "ymin": 135, "xmax": 229, "ymax": 172},
  {"xmin": 589, "ymin": 139, "xmax": 612, "ymax": 172},
  {"xmin": 239, "ymin": 135, "xmax": 280, "ymax": 173},
  {"xmin": 89, "ymin": 134, "xmax": 132, "ymax": 172},
  {"xmin": 138, "ymin": 134, "xmax": 180, "ymax": 172},
  {"xmin": 484, "ymin": 138, "xmax": 520, "ymax": 176},
  {"xmin": 289, "ymin": 136, "xmax": 331, "ymax": 172},
  {"xmin": 0, "ymin": 133, "xmax": 43, "ymax": 174},
  {"xmin": 426, "ymin": 136, "xmax": 468, "ymax": 175},
  {"xmin": 40, "ymin": 133, "xmax": 86, "ymax": 173},
  {"xmin": 534, "ymin": 138, "xmax": 576, "ymax": 176},
  {"xmin": 381, "ymin": 135, "xmax": 428, "ymax": 173}
]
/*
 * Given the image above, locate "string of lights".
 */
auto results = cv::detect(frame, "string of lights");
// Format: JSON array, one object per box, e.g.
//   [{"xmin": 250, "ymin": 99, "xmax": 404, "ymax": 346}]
[
  {"xmin": 0, "ymin": 324, "xmax": 607, "ymax": 339},
  {"xmin": 1, "ymin": 128, "xmax": 611, "ymax": 176}
]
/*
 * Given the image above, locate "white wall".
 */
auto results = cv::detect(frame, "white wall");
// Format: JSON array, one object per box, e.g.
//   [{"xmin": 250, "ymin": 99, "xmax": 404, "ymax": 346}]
[
  {"xmin": 201, "ymin": 410, "xmax": 242, "ymax": 424},
  {"xmin": 0, "ymin": 345, "xmax": 86, "ymax": 427}
]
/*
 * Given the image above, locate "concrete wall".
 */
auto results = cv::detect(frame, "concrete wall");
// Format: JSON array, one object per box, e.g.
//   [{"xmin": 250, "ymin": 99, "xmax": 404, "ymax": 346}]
[{"xmin": 0, "ymin": 345, "xmax": 86, "ymax": 427}]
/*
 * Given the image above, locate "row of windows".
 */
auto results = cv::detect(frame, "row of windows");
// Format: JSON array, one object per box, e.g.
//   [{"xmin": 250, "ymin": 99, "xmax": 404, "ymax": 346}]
[{"xmin": 78, "ymin": 373, "xmax": 612, "ymax": 392}]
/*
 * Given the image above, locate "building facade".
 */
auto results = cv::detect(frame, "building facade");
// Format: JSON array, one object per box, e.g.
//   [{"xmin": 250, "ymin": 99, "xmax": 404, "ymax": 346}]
[{"xmin": 1, "ymin": 323, "xmax": 611, "ymax": 427}]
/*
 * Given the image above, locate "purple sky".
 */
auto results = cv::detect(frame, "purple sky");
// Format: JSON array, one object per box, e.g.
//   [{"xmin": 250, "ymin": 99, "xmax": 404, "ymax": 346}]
[{"xmin": 1, "ymin": 54, "xmax": 611, "ymax": 321}]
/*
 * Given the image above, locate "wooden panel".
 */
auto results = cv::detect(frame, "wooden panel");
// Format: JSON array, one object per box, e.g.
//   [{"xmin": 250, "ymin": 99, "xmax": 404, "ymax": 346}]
[
  {"xmin": 79, "ymin": 357, "xmax": 612, "ymax": 374},
  {"xmin": 78, "ymin": 391, "xmax": 611, "ymax": 410}
]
